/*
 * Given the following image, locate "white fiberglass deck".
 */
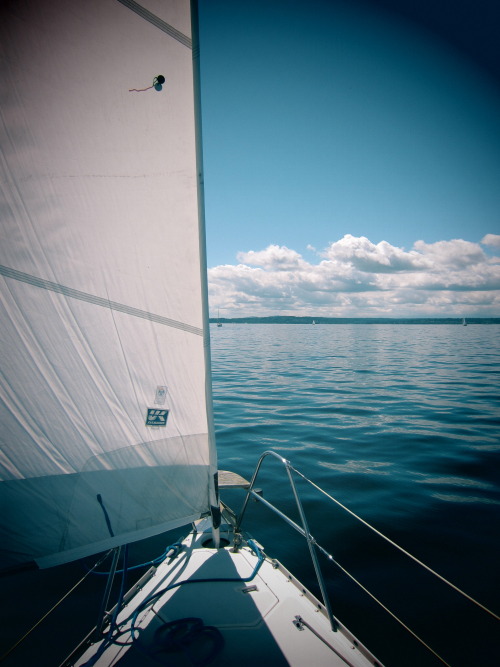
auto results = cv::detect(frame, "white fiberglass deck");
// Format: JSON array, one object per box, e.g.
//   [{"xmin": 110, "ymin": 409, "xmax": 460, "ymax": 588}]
[{"xmin": 71, "ymin": 522, "xmax": 380, "ymax": 667}]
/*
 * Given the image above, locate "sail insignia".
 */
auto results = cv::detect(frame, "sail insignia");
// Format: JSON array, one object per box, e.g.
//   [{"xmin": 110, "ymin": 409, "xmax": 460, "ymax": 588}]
[{"xmin": 145, "ymin": 408, "xmax": 169, "ymax": 427}]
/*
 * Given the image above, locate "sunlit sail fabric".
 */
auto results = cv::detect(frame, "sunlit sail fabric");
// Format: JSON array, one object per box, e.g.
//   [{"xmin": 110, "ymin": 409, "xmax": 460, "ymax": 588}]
[{"xmin": 0, "ymin": 0, "xmax": 217, "ymax": 569}]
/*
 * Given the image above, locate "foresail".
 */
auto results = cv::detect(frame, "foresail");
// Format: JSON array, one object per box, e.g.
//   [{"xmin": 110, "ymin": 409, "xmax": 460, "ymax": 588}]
[{"xmin": 0, "ymin": 0, "xmax": 217, "ymax": 569}]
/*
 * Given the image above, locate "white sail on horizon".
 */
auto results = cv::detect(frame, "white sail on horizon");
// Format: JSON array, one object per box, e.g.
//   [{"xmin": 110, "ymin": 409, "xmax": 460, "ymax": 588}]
[{"xmin": 0, "ymin": 0, "xmax": 217, "ymax": 569}]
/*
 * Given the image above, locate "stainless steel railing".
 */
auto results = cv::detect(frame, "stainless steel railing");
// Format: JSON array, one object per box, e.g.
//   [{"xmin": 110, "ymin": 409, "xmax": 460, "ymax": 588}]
[
  {"xmin": 235, "ymin": 450, "xmax": 338, "ymax": 632},
  {"xmin": 234, "ymin": 450, "xmax": 500, "ymax": 667}
]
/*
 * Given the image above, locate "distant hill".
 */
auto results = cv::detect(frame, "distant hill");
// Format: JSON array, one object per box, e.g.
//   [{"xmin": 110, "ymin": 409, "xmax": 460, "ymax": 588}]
[{"xmin": 209, "ymin": 316, "xmax": 500, "ymax": 325}]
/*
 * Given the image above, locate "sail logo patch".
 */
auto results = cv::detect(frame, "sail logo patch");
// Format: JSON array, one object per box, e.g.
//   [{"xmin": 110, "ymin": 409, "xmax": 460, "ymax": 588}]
[
  {"xmin": 145, "ymin": 408, "xmax": 169, "ymax": 427},
  {"xmin": 155, "ymin": 386, "xmax": 168, "ymax": 405}
]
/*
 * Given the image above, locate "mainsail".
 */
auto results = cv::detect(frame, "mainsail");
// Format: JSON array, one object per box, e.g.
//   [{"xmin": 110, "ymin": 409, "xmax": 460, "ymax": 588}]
[{"xmin": 0, "ymin": 0, "xmax": 217, "ymax": 569}]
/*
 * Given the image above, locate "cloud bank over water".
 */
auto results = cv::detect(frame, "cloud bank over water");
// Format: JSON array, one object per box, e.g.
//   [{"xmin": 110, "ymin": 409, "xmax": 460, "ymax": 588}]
[{"xmin": 208, "ymin": 234, "xmax": 500, "ymax": 317}]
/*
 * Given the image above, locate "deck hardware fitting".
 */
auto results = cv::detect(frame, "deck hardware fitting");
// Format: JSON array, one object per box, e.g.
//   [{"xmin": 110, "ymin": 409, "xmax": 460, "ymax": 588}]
[
  {"xmin": 293, "ymin": 616, "xmax": 355, "ymax": 660},
  {"xmin": 293, "ymin": 616, "xmax": 305, "ymax": 631},
  {"xmin": 242, "ymin": 585, "xmax": 258, "ymax": 594},
  {"xmin": 231, "ymin": 532, "xmax": 242, "ymax": 552}
]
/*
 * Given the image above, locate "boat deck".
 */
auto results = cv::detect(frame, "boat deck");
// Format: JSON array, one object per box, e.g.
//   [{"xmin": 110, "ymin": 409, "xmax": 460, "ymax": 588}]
[{"xmin": 70, "ymin": 523, "xmax": 381, "ymax": 666}]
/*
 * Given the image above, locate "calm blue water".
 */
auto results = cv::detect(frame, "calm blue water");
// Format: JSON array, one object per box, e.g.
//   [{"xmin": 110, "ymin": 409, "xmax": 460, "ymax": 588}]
[
  {"xmin": 210, "ymin": 323, "xmax": 500, "ymax": 667},
  {"xmin": 2, "ymin": 324, "xmax": 499, "ymax": 666}
]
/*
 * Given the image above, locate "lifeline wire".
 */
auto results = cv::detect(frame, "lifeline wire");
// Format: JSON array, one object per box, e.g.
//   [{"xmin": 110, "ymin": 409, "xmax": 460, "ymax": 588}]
[
  {"xmin": 318, "ymin": 548, "xmax": 451, "ymax": 667},
  {"xmin": 0, "ymin": 550, "xmax": 113, "ymax": 662},
  {"xmin": 291, "ymin": 465, "xmax": 500, "ymax": 623}
]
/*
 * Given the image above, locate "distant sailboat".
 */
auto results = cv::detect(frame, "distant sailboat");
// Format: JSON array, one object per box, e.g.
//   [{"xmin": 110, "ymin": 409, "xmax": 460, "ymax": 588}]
[
  {"xmin": 217, "ymin": 309, "xmax": 222, "ymax": 327},
  {"xmin": 463, "ymin": 317, "xmax": 467, "ymax": 326}
]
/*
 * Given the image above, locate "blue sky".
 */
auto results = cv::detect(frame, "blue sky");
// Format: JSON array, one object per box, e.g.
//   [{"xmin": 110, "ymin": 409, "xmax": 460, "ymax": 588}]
[{"xmin": 197, "ymin": 0, "xmax": 500, "ymax": 317}]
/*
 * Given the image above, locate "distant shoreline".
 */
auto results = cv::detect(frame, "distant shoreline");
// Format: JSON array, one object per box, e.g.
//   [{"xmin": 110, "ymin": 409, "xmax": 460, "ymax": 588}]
[{"xmin": 209, "ymin": 316, "xmax": 500, "ymax": 325}]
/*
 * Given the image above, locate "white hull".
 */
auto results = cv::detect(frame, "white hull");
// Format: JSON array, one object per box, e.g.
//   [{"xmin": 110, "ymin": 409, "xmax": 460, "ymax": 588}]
[{"xmin": 68, "ymin": 519, "xmax": 380, "ymax": 666}]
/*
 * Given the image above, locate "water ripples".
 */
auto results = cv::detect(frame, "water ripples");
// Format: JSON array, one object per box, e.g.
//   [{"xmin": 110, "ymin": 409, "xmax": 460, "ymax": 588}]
[
  {"xmin": 210, "ymin": 323, "xmax": 500, "ymax": 514},
  {"xmin": 210, "ymin": 324, "xmax": 500, "ymax": 665}
]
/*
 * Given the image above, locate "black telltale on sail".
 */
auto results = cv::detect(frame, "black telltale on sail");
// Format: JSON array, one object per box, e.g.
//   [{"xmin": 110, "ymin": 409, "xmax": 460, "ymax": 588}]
[
  {"xmin": 129, "ymin": 75, "xmax": 166, "ymax": 93},
  {"xmin": 154, "ymin": 74, "xmax": 165, "ymax": 91}
]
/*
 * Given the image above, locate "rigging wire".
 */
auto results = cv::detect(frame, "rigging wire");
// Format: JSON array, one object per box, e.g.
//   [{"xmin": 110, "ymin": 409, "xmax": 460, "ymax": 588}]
[
  {"xmin": 314, "ymin": 543, "xmax": 451, "ymax": 667},
  {"xmin": 81, "ymin": 546, "xmax": 130, "ymax": 667},
  {"xmin": 0, "ymin": 550, "xmax": 113, "ymax": 663},
  {"xmin": 291, "ymin": 465, "xmax": 500, "ymax": 623}
]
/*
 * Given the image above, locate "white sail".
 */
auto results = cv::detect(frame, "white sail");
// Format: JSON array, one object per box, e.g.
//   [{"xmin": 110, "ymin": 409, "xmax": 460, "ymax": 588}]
[{"xmin": 0, "ymin": 0, "xmax": 217, "ymax": 569}]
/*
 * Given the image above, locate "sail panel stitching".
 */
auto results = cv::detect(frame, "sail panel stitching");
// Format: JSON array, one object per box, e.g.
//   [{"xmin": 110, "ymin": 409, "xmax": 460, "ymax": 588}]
[
  {"xmin": 0, "ymin": 265, "xmax": 203, "ymax": 336},
  {"xmin": 117, "ymin": 0, "xmax": 192, "ymax": 48}
]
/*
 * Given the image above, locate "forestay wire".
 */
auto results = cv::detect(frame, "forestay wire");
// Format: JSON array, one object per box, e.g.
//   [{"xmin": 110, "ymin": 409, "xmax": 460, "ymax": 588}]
[{"xmin": 291, "ymin": 465, "xmax": 500, "ymax": 623}]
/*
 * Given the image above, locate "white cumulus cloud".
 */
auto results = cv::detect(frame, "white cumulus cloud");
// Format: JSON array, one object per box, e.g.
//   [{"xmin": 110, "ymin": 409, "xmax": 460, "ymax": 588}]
[
  {"xmin": 209, "ymin": 235, "xmax": 500, "ymax": 318},
  {"xmin": 237, "ymin": 245, "xmax": 305, "ymax": 270},
  {"xmin": 481, "ymin": 234, "xmax": 500, "ymax": 248},
  {"xmin": 322, "ymin": 234, "xmax": 428, "ymax": 273}
]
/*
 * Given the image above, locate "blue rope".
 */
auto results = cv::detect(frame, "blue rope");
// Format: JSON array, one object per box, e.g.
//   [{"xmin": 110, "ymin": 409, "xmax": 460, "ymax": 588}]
[
  {"xmin": 128, "ymin": 539, "xmax": 265, "ymax": 642},
  {"xmin": 82, "ymin": 542, "xmax": 182, "ymax": 576},
  {"xmin": 82, "ymin": 539, "xmax": 264, "ymax": 663}
]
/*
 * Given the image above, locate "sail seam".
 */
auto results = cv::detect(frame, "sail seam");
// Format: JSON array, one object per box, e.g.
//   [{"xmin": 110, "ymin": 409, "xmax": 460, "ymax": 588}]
[
  {"xmin": 117, "ymin": 0, "xmax": 192, "ymax": 48},
  {"xmin": 0, "ymin": 265, "xmax": 203, "ymax": 336}
]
